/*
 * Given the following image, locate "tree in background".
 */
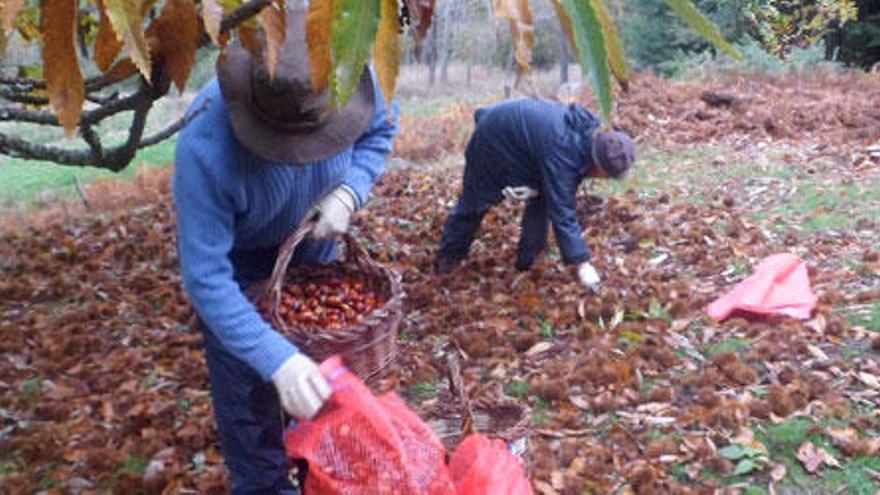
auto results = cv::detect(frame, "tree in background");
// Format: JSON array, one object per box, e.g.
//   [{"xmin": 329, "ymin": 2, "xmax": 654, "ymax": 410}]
[
  {"xmin": 744, "ymin": 0, "xmax": 858, "ymax": 56},
  {"xmin": 620, "ymin": 0, "xmax": 746, "ymax": 75},
  {"xmin": 824, "ymin": 0, "xmax": 880, "ymax": 69},
  {"xmin": 0, "ymin": 0, "xmax": 741, "ymax": 171}
]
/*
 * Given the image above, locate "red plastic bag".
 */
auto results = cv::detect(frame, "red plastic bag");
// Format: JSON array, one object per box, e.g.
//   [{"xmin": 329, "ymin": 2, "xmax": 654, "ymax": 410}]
[
  {"xmin": 284, "ymin": 356, "xmax": 456, "ymax": 495},
  {"xmin": 449, "ymin": 434, "xmax": 533, "ymax": 495},
  {"xmin": 707, "ymin": 253, "xmax": 817, "ymax": 322}
]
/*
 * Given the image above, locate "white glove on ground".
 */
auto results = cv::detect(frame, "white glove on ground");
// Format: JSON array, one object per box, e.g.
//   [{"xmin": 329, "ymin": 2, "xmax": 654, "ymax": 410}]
[
  {"xmin": 502, "ymin": 185, "xmax": 540, "ymax": 202},
  {"xmin": 576, "ymin": 261, "xmax": 601, "ymax": 292},
  {"xmin": 272, "ymin": 353, "xmax": 332, "ymax": 420},
  {"xmin": 310, "ymin": 186, "xmax": 358, "ymax": 240}
]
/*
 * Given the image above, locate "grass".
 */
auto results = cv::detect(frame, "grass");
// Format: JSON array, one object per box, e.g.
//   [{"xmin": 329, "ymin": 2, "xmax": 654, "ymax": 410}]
[
  {"xmin": 753, "ymin": 417, "xmax": 880, "ymax": 494},
  {"xmin": 0, "ymin": 92, "xmax": 189, "ymax": 209},
  {"xmin": 504, "ymin": 380, "xmax": 530, "ymax": 399},
  {"xmin": 0, "ymin": 137, "xmax": 177, "ymax": 207},
  {"xmin": 0, "ymin": 461, "xmax": 20, "ymax": 477},
  {"xmin": 704, "ymin": 337, "xmax": 751, "ymax": 357},
  {"xmin": 408, "ymin": 381, "xmax": 438, "ymax": 402},
  {"xmin": 594, "ymin": 146, "xmax": 880, "ymax": 235},
  {"xmin": 842, "ymin": 301, "xmax": 880, "ymax": 332}
]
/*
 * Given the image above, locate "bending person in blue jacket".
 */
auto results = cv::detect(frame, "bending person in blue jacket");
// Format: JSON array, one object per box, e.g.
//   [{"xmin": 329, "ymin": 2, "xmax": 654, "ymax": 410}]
[
  {"xmin": 435, "ymin": 98, "xmax": 635, "ymax": 290},
  {"xmin": 172, "ymin": 7, "xmax": 398, "ymax": 494}
]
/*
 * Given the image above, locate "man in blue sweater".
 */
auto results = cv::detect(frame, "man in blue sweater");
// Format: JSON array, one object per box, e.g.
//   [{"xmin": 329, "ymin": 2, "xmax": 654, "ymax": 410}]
[
  {"xmin": 172, "ymin": 8, "xmax": 398, "ymax": 493},
  {"xmin": 434, "ymin": 99, "xmax": 635, "ymax": 290}
]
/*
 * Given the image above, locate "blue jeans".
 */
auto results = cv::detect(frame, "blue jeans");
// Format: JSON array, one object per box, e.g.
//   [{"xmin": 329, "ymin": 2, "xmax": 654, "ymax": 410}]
[
  {"xmin": 201, "ymin": 327, "xmax": 300, "ymax": 494},
  {"xmin": 437, "ymin": 196, "xmax": 549, "ymax": 271},
  {"xmin": 200, "ymin": 239, "xmax": 337, "ymax": 494}
]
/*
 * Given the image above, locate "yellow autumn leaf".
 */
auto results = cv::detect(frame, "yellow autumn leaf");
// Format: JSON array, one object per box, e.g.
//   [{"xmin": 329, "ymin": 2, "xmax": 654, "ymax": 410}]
[
  {"xmin": 94, "ymin": 0, "xmax": 122, "ymax": 73},
  {"xmin": 202, "ymin": 0, "xmax": 224, "ymax": 46},
  {"xmin": 146, "ymin": 0, "xmax": 199, "ymax": 93},
  {"xmin": 550, "ymin": 0, "xmax": 576, "ymax": 59},
  {"xmin": 374, "ymin": 0, "xmax": 400, "ymax": 108},
  {"xmin": 590, "ymin": 0, "xmax": 628, "ymax": 89},
  {"xmin": 103, "ymin": 0, "xmax": 151, "ymax": 81},
  {"xmin": 41, "ymin": 0, "xmax": 84, "ymax": 134},
  {"xmin": 306, "ymin": 0, "xmax": 334, "ymax": 92},
  {"xmin": 492, "ymin": 0, "xmax": 535, "ymax": 75},
  {"xmin": 2, "ymin": 0, "xmax": 25, "ymax": 34},
  {"xmin": 257, "ymin": 0, "xmax": 286, "ymax": 79}
]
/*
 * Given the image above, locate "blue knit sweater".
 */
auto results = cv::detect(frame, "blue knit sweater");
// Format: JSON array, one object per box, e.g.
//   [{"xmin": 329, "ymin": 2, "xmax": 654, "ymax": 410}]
[{"xmin": 173, "ymin": 74, "xmax": 399, "ymax": 381}]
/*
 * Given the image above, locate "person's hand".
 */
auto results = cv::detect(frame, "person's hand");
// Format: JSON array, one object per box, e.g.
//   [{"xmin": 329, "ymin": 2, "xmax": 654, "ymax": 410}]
[
  {"xmin": 310, "ymin": 186, "xmax": 357, "ymax": 239},
  {"xmin": 272, "ymin": 353, "xmax": 332, "ymax": 420},
  {"xmin": 575, "ymin": 261, "xmax": 601, "ymax": 292},
  {"xmin": 502, "ymin": 185, "xmax": 539, "ymax": 202}
]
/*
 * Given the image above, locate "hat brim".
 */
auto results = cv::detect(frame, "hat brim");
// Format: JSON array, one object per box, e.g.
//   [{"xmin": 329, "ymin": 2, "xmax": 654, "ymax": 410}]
[{"xmin": 218, "ymin": 42, "xmax": 376, "ymax": 164}]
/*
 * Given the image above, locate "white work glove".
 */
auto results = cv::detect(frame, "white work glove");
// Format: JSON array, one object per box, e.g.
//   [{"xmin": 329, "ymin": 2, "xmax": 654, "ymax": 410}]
[
  {"xmin": 502, "ymin": 185, "xmax": 539, "ymax": 202},
  {"xmin": 576, "ymin": 261, "xmax": 601, "ymax": 292},
  {"xmin": 271, "ymin": 353, "xmax": 332, "ymax": 420},
  {"xmin": 310, "ymin": 186, "xmax": 358, "ymax": 240}
]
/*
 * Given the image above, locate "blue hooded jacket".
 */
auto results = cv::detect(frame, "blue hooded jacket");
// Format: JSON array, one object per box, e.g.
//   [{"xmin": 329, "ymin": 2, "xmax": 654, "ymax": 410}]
[{"xmin": 457, "ymin": 98, "xmax": 601, "ymax": 264}]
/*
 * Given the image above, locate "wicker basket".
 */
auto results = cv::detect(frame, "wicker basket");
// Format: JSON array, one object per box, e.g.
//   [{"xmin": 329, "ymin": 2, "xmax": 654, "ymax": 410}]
[
  {"xmin": 249, "ymin": 222, "xmax": 403, "ymax": 389},
  {"xmin": 432, "ymin": 354, "xmax": 532, "ymax": 471}
]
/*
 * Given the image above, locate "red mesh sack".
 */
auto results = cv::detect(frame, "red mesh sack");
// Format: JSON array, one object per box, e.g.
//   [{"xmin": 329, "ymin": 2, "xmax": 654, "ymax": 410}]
[
  {"xmin": 707, "ymin": 253, "xmax": 817, "ymax": 322},
  {"xmin": 284, "ymin": 356, "xmax": 456, "ymax": 495},
  {"xmin": 449, "ymin": 434, "xmax": 533, "ymax": 495}
]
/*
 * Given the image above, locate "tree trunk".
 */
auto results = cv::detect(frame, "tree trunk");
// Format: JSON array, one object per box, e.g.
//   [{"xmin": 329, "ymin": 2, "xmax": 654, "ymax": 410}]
[
  {"xmin": 426, "ymin": 19, "xmax": 439, "ymax": 86},
  {"xmin": 558, "ymin": 24, "xmax": 570, "ymax": 84},
  {"xmin": 466, "ymin": 60, "xmax": 473, "ymax": 87}
]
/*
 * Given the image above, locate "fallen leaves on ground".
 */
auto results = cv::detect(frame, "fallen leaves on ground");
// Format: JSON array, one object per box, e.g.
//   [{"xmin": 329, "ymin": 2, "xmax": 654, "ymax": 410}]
[{"xmin": 1, "ymin": 70, "xmax": 879, "ymax": 493}]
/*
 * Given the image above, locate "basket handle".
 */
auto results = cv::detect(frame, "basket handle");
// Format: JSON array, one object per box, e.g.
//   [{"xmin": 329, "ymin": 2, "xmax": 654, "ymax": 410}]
[
  {"xmin": 448, "ymin": 353, "xmax": 476, "ymax": 437},
  {"xmin": 263, "ymin": 221, "xmax": 385, "ymax": 310}
]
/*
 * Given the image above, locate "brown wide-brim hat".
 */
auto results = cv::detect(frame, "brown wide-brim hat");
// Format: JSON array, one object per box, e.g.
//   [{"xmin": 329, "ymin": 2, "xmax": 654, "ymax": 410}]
[{"xmin": 217, "ymin": 6, "xmax": 375, "ymax": 163}]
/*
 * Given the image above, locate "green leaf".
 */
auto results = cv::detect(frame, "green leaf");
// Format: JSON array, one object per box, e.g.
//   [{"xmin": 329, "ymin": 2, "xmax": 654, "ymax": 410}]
[
  {"xmin": 664, "ymin": 0, "xmax": 742, "ymax": 60},
  {"xmin": 331, "ymin": 0, "xmax": 380, "ymax": 105},
  {"xmin": 590, "ymin": 0, "xmax": 628, "ymax": 89},
  {"xmin": 719, "ymin": 444, "xmax": 764, "ymax": 460},
  {"xmin": 733, "ymin": 458, "xmax": 762, "ymax": 476},
  {"xmin": 649, "ymin": 297, "xmax": 662, "ymax": 316},
  {"xmin": 558, "ymin": 0, "xmax": 613, "ymax": 125},
  {"xmin": 610, "ymin": 305, "xmax": 624, "ymax": 329},
  {"xmin": 504, "ymin": 380, "xmax": 530, "ymax": 399}
]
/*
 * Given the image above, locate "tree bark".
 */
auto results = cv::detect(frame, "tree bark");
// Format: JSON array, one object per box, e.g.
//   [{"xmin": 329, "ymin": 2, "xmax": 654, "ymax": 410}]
[{"xmin": 558, "ymin": 23, "xmax": 570, "ymax": 84}]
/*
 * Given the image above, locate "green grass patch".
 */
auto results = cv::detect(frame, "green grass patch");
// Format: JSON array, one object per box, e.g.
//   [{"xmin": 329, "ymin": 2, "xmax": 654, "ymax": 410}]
[
  {"xmin": 755, "ymin": 417, "xmax": 880, "ymax": 494},
  {"xmin": 842, "ymin": 301, "xmax": 880, "ymax": 332},
  {"xmin": 0, "ymin": 461, "xmax": 20, "ymax": 477},
  {"xmin": 531, "ymin": 396, "xmax": 551, "ymax": 426},
  {"xmin": 0, "ymin": 138, "xmax": 176, "ymax": 207},
  {"xmin": 705, "ymin": 337, "xmax": 751, "ymax": 357},
  {"xmin": 742, "ymin": 487, "xmax": 768, "ymax": 495},
  {"xmin": 823, "ymin": 456, "xmax": 880, "ymax": 495},
  {"xmin": 504, "ymin": 380, "xmax": 530, "ymax": 400},
  {"xmin": 538, "ymin": 318, "xmax": 555, "ymax": 339},
  {"xmin": 408, "ymin": 381, "xmax": 438, "ymax": 401},
  {"xmin": 120, "ymin": 455, "xmax": 148, "ymax": 476},
  {"xmin": 763, "ymin": 179, "xmax": 880, "ymax": 234}
]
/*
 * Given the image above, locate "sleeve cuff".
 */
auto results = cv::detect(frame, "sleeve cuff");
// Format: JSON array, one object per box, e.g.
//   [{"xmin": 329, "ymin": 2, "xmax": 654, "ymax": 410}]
[
  {"xmin": 339, "ymin": 183, "xmax": 363, "ymax": 210},
  {"xmin": 249, "ymin": 330, "xmax": 300, "ymax": 381}
]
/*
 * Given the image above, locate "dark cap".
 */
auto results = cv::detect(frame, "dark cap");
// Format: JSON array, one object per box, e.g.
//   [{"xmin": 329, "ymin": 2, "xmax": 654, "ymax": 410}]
[{"xmin": 591, "ymin": 130, "xmax": 635, "ymax": 179}]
